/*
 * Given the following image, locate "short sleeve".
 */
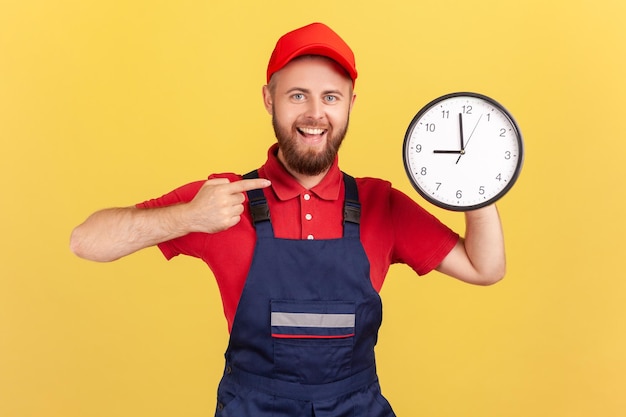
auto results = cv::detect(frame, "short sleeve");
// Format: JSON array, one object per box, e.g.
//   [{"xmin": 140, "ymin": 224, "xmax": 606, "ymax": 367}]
[
  {"xmin": 389, "ymin": 188, "xmax": 459, "ymax": 275},
  {"xmin": 135, "ymin": 180, "xmax": 207, "ymax": 260}
]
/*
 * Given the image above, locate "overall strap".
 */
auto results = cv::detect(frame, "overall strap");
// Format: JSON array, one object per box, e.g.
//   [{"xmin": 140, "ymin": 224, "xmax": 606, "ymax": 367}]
[
  {"xmin": 342, "ymin": 172, "xmax": 361, "ymax": 238},
  {"xmin": 243, "ymin": 170, "xmax": 274, "ymax": 237}
]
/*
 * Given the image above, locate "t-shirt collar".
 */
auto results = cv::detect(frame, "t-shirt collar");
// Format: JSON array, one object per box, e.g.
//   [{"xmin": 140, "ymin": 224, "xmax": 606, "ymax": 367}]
[{"xmin": 262, "ymin": 143, "xmax": 342, "ymax": 201}]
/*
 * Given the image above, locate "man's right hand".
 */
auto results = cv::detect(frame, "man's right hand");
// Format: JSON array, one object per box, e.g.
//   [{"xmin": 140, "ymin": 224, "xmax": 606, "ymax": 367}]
[{"xmin": 185, "ymin": 178, "xmax": 271, "ymax": 234}]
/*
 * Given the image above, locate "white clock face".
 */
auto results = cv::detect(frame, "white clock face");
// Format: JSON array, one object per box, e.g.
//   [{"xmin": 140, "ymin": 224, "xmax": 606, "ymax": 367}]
[{"xmin": 403, "ymin": 93, "xmax": 523, "ymax": 211}]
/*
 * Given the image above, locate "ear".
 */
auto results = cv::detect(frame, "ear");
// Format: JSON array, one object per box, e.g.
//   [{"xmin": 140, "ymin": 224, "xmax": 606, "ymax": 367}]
[
  {"xmin": 349, "ymin": 93, "xmax": 357, "ymax": 112},
  {"xmin": 262, "ymin": 85, "xmax": 273, "ymax": 115}
]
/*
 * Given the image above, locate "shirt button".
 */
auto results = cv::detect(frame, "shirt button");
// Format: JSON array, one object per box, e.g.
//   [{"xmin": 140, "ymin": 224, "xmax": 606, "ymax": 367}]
[
  {"xmin": 307, "ymin": 234, "xmax": 314, "ymax": 240},
  {"xmin": 304, "ymin": 193, "xmax": 311, "ymax": 201},
  {"xmin": 305, "ymin": 213, "xmax": 312, "ymax": 221}
]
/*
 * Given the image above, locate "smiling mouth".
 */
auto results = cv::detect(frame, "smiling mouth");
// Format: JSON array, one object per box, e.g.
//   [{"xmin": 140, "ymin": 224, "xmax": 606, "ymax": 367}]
[{"xmin": 297, "ymin": 127, "xmax": 327, "ymax": 136}]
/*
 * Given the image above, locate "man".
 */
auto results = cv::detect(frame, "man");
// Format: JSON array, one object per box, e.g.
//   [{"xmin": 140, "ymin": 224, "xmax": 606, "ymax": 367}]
[{"xmin": 71, "ymin": 22, "xmax": 505, "ymax": 417}]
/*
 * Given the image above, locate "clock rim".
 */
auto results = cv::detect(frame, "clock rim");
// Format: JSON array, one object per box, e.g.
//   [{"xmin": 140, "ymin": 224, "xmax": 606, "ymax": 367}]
[{"xmin": 402, "ymin": 91, "xmax": 524, "ymax": 211}]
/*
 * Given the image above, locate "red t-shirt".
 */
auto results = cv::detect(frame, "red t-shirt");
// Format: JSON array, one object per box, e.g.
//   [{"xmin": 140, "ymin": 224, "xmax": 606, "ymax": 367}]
[{"xmin": 137, "ymin": 145, "xmax": 459, "ymax": 332}]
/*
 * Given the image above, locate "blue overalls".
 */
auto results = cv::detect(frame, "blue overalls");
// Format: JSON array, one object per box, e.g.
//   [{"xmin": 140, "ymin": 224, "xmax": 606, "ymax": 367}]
[{"xmin": 215, "ymin": 171, "xmax": 396, "ymax": 417}]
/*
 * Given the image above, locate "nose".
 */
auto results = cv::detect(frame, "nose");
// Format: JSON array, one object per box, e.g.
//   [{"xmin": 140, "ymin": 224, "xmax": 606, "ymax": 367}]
[{"xmin": 304, "ymin": 99, "xmax": 324, "ymax": 120}]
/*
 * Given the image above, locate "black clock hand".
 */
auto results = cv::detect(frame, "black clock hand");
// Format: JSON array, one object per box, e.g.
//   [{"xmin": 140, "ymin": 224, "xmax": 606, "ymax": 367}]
[
  {"xmin": 459, "ymin": 113, "xmax": 465, "ymax": 150},
  {"xmin": 434, "ymin": 114, "xmax": 466, "ymax": 155},
  {"xmin": 433, "ymin": 150, "xmax": 463, "ymax": 154},
  {"xmin": 434, "ymin": 113, "xmax": 468, "ymax": 157},
  {"xmin": 456, "ymin": 113, "xmax": 483, "ymax": 164}
]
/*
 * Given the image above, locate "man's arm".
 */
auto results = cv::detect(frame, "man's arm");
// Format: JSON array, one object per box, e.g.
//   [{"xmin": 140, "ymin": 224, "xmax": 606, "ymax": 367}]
[
  {"xmin": 70, "ymin": 177, "xmax": 271, "ymax": 262},
  {"xmin": 436, "ymin": 204, "xmax": 506, "ymax": 286}
]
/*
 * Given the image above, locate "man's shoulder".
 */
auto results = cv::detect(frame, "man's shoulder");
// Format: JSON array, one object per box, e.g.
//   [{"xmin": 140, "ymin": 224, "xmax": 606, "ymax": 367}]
[
  {"xmin": 354, "ymin": 176, "xmax": 393, "ymax": 194},
  {"xmin": 209, "ymin": 172, "xmax": 243, "ymax": 180},
  {"xmin": 353, "ymin": 176, "xmax": 421, "ymax": 213}
]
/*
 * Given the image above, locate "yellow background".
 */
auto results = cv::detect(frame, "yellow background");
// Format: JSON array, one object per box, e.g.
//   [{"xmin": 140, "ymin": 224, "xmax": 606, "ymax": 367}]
[{"xmin": 1, "ymin": 0, "xmax": 625, "ymax": 416}]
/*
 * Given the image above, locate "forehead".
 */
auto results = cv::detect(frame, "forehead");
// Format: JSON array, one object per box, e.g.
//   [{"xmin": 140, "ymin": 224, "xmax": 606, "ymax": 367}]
[{"xmin": 271, "ymin": 55, "xmax": 352, "ymax": 92}]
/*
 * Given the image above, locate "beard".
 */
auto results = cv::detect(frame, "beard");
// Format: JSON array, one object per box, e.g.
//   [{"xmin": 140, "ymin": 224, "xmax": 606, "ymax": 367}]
[{"xmin": 272, "ymin": 113, "xmax": 349, "ymax": 176}]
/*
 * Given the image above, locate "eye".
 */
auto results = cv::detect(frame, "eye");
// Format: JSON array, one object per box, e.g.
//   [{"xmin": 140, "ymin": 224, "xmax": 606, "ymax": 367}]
[
  {"xmin": 292, "ymin": 93, "xmax": 305, "ymax": 101},
  {"xmin": 324, "ymin": 95, "xmax": 338, "ymax": 103}
]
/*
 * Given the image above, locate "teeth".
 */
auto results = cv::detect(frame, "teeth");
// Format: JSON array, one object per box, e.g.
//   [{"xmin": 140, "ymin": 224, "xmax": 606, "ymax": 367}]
[{"xmin": 299, "ymin": 127, "xmax": 325, "ymax": 135}]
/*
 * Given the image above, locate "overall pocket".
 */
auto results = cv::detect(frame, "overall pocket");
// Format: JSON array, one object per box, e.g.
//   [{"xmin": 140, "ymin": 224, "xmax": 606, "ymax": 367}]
[{"xmin": 271, "ymin": 300, "xmax": 355, "ymax": 384}]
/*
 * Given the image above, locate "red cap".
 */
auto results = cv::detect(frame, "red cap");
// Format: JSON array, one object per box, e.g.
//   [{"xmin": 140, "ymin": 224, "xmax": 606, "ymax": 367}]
[{"xmin": 266, "ymin": 22, "xmax": 357, "ymax": 85}]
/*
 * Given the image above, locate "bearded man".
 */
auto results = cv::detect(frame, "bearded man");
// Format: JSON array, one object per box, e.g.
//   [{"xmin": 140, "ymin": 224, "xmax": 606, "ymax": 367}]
[{"xmin": 71, "ymin": 22, "xmax": 505, "ymax": 417}]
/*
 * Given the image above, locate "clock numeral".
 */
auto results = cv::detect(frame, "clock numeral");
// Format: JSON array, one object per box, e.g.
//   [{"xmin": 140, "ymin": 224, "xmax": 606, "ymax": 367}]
[
  {"xmin": 424, "ymin": 123, "xmax": 436, "ymax": 132},
  {"xmin": 486, "ymin": 113, "xmax": 491, "ymax": 122},
  {"xmin": 415, "ymin": 144, "xmax": 422, "ymax": 153},
  {"xmin": 456, "ymin": 190, "xmax": 463, "ymax": 199},
  {"xmin": 420, "ymin": 167, "xmax": 427, "ymax": 176},
  {"xmin": 504, "ymin": 151, "xmax": 512, "ymax": 160},
  {"xmin": 496, "ymin": 173, "xmax": 502, "ymax": 181},
  {"xmin": 442, "ymin": 110, "xmax": 449, "ymax": 119},
  {"xmin": 479, "ymin": 186, "xmax": 485, "ymax": 195},
  {"xmin": 462, "ymin": 105, "xmax": 473, "ymax": 114},
  {"xmin": 499, "ymin": 128, "xmax": 507, "ymax": 137},
  {"xmin": 436, "ymin": 182, "xmax": 442, "ymax": 190}
]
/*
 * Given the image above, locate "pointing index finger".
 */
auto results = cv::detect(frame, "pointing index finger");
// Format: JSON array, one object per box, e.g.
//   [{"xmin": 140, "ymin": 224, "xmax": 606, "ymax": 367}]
[{"xmin": 228, "ymin": 178, "xmax": 272, "ymax": 193}]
